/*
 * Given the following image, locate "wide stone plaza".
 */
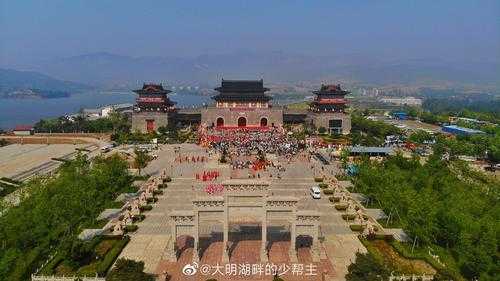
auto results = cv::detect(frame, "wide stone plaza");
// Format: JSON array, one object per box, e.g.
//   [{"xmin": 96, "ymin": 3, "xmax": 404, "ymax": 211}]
[{"xmin": 118, "ymin": 143, "xmax": 367, "ymax": 281}]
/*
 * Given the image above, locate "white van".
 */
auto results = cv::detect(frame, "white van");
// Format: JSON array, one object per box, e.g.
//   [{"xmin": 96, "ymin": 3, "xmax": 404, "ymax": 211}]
[{"xmin": 310, "ymin": 186, "xmax": 321, "ymax": 199}]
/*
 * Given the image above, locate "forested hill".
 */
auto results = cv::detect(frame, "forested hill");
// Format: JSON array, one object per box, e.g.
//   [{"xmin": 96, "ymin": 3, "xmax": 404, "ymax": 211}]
[{"xmin": 0, "ymin": 68, "xmax": 91, "ymax": 98}]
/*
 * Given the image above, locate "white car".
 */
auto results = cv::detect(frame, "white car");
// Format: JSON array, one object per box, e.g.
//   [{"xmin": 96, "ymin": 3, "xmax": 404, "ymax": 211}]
[{"xmin": 310, "ymin": 186, "xmax": 321, "ymax": 199}]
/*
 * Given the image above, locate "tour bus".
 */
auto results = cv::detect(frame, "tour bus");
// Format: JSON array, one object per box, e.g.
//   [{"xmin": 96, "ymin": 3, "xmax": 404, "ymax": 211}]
[{"xmin": 310, "ymin": 186, "xmax": 321, "ymax": 199}]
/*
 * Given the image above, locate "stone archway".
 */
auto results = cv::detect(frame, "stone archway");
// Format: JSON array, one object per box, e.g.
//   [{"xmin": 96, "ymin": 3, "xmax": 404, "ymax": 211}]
[
  {"xmin": 216, "ymin": 117, "xmax": 224, "ymax": 127},
  {"xmin": 238, "ymin": 117, "xmax": 247, "ymax": 127},
  {"xmin": 260, "ymin": 117, "xmax": 268, "ymax": 127}
]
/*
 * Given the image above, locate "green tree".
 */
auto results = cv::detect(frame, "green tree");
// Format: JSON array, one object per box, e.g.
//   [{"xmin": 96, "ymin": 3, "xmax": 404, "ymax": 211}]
[
  {"xmin": 345, "ymin": 252, "xmax": 390, "ymax": 281},
  {"xmin": 106, "ymin": 259, "xmax": 155, "ymax": 281},
  {"xmin": 134, "ymin": 149, "xmax": 151, "ymax": 175}
]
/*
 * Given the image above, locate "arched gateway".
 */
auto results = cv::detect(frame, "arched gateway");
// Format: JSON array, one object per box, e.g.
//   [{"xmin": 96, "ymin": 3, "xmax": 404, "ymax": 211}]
[
  {"xmin": 260, "ymin": 117, "xmax": 268, "ymax": 127},
  {"xmin": 168, "ymin": 179, "xmax": 322, "ymax": 263},
  {"xmin": 216, "ymin": 117, "xmax": 224, "ymax": 127},
  {"xmin": 237, "ymin": 117, "xmax": 247, "ymax": 127}
]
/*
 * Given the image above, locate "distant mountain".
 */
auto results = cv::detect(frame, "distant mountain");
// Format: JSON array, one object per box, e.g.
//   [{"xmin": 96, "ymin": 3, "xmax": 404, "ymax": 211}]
[
  {"xmin": 30, "ymin": 51, "xmax": 500, "ymax": 90},
  {"xmin": 0, "ymin": 68, "xmax": 91, "ymax": 98}
]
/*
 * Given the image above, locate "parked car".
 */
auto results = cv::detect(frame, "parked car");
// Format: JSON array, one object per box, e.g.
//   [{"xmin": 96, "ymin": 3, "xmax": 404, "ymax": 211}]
[{"xmin": 310, "ymin": 186, "xmax": 321, "ymax": 199}]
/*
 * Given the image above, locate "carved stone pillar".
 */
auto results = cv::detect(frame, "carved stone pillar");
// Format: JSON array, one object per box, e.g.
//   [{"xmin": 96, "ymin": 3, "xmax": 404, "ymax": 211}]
[
  {"xmin": 289, "ymin": 221, "xmax": 297, "ymax": 262},
  {"xmin": 169, "ymin": 223, "xmax": 178, "ymax": 261},
  {"xmin": 260, "ymin": 210, "xmax": 268, "ymax": 262},
  {"xmin": 312, "ymin": 222, "xmax": 320, "ymax": 262},
  {"xmin": 193, "ymin": 213, "xmax": 200, "ymax": 262},
  {"xmin": 223, "ymin": 201, "xmax": 229, "ymax": 262}
]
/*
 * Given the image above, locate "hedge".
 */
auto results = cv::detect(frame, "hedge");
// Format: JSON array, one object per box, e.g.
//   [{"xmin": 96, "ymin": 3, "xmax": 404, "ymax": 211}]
[
  {"xmin": 314, "ymin": 177, "xmax": 324, "ymax": 182},
  {"xmin": 95, "ymin": 236, "xmax": 130, "ymax": 276},
  {"xmin": 318, "ymin": 183, "xmax": 328, "ymax": 189},
  {"xmin": 323, "ymin": 189, "xmax": 334, "ymax": 195}
]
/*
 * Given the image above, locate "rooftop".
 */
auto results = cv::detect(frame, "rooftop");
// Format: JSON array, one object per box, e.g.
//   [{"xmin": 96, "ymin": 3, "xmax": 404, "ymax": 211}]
[
  {"xmin": 349, "ymin": 146, "xmax": 393, "ymax": 154},
  {"xmin": 133, "ymin": 83, "xmax": 171, "ymax": 95},
  {"xmin": 212, "ymin": 79, "xmax": 272, "ymax": 102},
  {"xmin": 215, "ymin": 79, "xmax": 269, "ymax": 93},
  {"xmin": 313, "ymin": 84, "xmax": 350, "ymax": 95},
  {"xmin": 442, "ymin": 125, "xmax": 485, "ymax": 134}
]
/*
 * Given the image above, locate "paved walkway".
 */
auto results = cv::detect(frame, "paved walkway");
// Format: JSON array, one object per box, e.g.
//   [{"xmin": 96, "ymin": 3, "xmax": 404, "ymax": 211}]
[{"xmin": 118, "ymin": 143, "xmax": 365, "ymax": 281}]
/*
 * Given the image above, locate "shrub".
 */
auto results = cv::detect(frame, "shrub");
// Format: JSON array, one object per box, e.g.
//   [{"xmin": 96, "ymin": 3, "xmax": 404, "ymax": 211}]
[
  {"xmin": 314, "ymin": 177, "xmax": 323, "ymax": 182},
  {"xmin": 146, "ymin": 197, "xmax": 158, "ymax": 203},
  {"xmin": 318, "ymin": 183, "xmax": 328, "ymax": 189},
  {"xmin": 164, "ymin": 177, "xmax": 172, "ymax": 183},
  {"xmin": 349, "ymin": 224, "xmax": 364, "ymax": 232},
  {"xmin": 335, "ymin": 204, "xmax": 347, "ymax": 211},
  {"xmin": 153, "ymin": 190, "xmax": 163, "ymax": 195},
  {"xmin": 323, "ymin": 189, "xmax": 334, "ymax": 195},
  {"xmin": 125, "ymin": 225, "xmax": 138, "ymax": 233},
  {"xmin": 106, "ymin": 257, "xmax": 154, "ymax": 281},
  {"xmin": 342, "ymin": 214, "xmax": 356, "ymax": 220},
  {"xmin": 132, "ymin": 214, "xmax": 145, "ymax": 222},
  {"xmin": 140, "ymin": 205, "xmax": 153, "ymax": 211},
  {"xmin": 158, "ymin": 183, "xmax": 167, "ymax": 189}
]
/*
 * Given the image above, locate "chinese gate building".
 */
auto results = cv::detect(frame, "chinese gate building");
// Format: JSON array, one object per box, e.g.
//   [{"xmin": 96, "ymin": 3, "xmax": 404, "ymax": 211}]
[
  {"xmin": 201, "ymin": 79, "xmax": 283, "ymax": 129},
  {"xmin": 131, "ymin": 83, "xmax": 176, "ymax": 133},
  {"xmin": 131, "ymin": 79, "xmax": 351, "ymax": 134}
]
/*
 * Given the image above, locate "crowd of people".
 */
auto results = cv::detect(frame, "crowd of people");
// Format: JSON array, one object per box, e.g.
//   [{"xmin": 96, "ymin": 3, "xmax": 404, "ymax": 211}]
[
  {"xmin": 174, "ymin": 155, "xmax": 207, "ymax": 163},
  {"xmin": 200, "ymin": 126, "xmax": 303, "ymax": 158},
  {"xmin": 195, "ymin": 170, "xmax": 220, "ymax": 181}
]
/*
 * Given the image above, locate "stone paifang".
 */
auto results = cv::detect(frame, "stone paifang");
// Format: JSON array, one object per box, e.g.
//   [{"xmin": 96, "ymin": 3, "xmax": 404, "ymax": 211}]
[
  {"xmin": 167, "ymin": 179, "xmax": 323, "ymax": 264},
  {"xmin": 131, "ymin": 79, "xmax": 351, "ymax": 135}
]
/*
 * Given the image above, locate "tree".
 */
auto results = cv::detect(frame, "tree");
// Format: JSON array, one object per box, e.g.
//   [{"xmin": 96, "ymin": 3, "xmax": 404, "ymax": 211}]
[
  {"xmin": 134, "ymin": 149, "xmax": 151, "ymax": 176},
  {"xmin": 106, "ymin": 259, "xmax": 155, "ymax": 281},
  {"xmin": 345, "ymin": 252, "xmax": 390, "ymax": 281}
]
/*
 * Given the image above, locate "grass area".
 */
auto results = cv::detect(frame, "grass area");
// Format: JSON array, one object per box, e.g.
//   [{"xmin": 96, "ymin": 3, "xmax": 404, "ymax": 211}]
[
  {"xmin": 320, "ymin": 134, "xmax": 350, "ymax": 144},
  {"xmin": 390, "ymin": 241, "xmax": 465, "ymax": 281},
  {"xmin": 361, "ymin": 239, "xmax": 438, "ymax": 277}
]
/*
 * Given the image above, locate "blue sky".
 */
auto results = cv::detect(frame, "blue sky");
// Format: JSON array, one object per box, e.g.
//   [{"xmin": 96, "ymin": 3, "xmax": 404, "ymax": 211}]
[{"xmin": 1, "ymin": 0, "xmax": 499, "ymax": 66}]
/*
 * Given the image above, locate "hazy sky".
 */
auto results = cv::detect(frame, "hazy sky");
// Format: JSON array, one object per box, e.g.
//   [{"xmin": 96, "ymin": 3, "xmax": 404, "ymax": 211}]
[{"xmin": 1, "ymin": 0, "xmax": 499, "ymax": 67}]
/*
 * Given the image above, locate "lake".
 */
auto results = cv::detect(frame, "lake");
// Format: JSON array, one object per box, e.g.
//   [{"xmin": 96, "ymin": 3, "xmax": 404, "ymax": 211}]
[{"xmin": 0, "ymin": 91, "xmax": 212, "ymax": 130}]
